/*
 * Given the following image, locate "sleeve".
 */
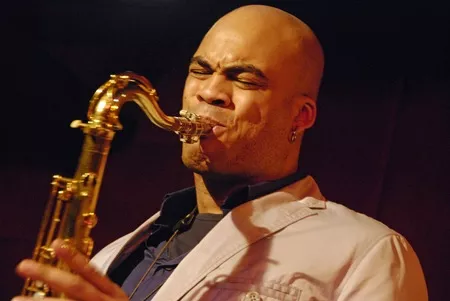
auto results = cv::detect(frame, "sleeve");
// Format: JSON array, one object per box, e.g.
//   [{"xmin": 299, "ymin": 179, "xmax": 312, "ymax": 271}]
[{"xmin": 337, "ymin": 234, "xmax": 428, "ymax": 301}]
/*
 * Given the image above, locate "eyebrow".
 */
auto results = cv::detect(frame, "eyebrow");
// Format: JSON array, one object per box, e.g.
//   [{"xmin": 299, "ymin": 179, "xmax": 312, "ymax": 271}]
[
  {"xmin": 190, "ymin": 56, "xmax": 214, "ymax": 72},
  {"xmin": 190, "ymin": 56, "xmax": 268, "ymax": 80}
]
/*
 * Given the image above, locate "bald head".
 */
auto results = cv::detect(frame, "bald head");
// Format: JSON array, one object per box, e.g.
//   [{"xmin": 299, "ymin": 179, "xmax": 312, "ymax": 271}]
[
  {"xmin": 182, "ymin": 5, "xmax": 324, "ymax": 180},
  {"xmin": 203, "ymin": 5, "xmax": 324, "ymax": 100}
]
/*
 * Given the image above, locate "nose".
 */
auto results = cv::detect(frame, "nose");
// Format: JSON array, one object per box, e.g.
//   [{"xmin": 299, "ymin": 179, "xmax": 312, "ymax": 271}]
[{"xmin": 196, "ymin": 74, "xmax": 232, "ymax": 108}]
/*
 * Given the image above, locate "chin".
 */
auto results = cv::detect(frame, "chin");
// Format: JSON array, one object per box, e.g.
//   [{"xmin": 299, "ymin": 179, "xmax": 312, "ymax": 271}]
[
  {"xmin": 181, "ymin": 149, "xmax": 230, "ymax": 177},
  {"xmin": 181, "ymin": 139, "xmax": 244, "ymax": 177},
  {"xmin": 181, "ymin": 144, "xmax": 210, "ymax": 173}
]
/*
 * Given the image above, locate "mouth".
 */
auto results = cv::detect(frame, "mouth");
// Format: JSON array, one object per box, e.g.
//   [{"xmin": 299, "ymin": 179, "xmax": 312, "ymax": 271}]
[
  {"xmin": 181, "ymin": 110, "xmax": 228, "ymax": 139},
  {"xmin": 192, "ymin": 114, "xmax": 227, "ymax": 131},
  {"xmin": 211, "ymin": 124, "xmax": 227, "ymax": 136},
  {"xmin": 198, "ymin": 118, "xmax": 227, "ymax": 139}
]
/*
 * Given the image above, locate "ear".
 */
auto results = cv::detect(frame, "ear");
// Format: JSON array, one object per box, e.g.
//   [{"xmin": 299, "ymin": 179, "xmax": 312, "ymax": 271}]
[{"xmin": 292, "ymin": 96, "xmax": 317, "ymax": 131}]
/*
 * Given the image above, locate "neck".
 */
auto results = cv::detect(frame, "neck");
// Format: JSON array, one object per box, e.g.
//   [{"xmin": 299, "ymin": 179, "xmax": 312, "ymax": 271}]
[{"xmin": 193, "ymin": 173, "xmax": 251, "ymax": 214}]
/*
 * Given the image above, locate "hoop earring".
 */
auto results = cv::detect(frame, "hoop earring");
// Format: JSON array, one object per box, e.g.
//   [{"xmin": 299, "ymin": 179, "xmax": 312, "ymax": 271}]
[{"xmin": 289, "ymin": 130, "xmax": 297, "ymax": 143}]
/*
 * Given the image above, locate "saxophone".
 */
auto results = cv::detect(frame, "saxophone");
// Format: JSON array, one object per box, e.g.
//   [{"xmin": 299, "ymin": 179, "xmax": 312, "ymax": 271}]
[{"xmin": 22, "ymin": 72, "xmax": 216, "ymax": 298}]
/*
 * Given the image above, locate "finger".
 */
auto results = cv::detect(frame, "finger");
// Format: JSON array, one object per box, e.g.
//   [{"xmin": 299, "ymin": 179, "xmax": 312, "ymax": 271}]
[
  {"xmin": 51, "ymin": 239, "xmax": 127, "ymax": 299},
  {"xmin": 16, "ymin": 259, "xmax": 108, "ymax": 301}
]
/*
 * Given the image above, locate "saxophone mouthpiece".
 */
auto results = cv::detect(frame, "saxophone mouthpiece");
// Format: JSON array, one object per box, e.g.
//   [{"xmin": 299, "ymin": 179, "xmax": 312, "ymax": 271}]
[{"xmin": 70, "ymin": 120, "xmax": 83, "ymax": 128}]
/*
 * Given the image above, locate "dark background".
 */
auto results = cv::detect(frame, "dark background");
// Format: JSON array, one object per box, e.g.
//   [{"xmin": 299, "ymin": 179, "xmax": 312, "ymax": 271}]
[{"xmin": 1, "ymin": 0, "xmax": 449, "ymax": 299}]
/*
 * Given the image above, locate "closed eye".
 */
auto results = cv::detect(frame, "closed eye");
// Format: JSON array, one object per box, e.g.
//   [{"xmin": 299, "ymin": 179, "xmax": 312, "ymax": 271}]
[
  {"xmin": 190, "ymin": 68, "xmax": 211, "ymax": 75},
  {"xmin": 188, "ymin": 56, "xmax": 268, "ymax": 89},
  {"xmin": 235, "ymin": 78, "xmax": 260, "ymax": 87},
  {"xmin": 225, "ymin": 66, "xmax": 268, "ymax": 89},
  {"xmin": 229, "ymin": 74, "xmax": 267, "ymax": 89},
  {"xmin": 189, "ymin": 56, "xmax": 214, "ymax": 73}
]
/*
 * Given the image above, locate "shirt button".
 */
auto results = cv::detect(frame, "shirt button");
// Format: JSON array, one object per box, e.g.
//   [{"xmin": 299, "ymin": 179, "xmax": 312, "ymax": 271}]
[{"xmin": 243, "ymin": 291, "xmax": 262, "ymax": 301}]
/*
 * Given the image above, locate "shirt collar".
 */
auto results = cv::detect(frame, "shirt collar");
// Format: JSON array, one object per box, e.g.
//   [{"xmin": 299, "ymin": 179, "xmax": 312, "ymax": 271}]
[{"xmin": 155, "ymin": 171, "xmax": 308, "ymax": 227}]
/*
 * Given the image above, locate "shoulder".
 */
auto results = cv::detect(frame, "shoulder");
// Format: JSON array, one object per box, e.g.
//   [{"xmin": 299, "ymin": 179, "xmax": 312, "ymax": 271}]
[
  {"xmin": 313, "ymin": 200, "xmax": 397, "ymax": 243},
  {"xmin": 321, "ymin": 202, "xmax": 428, "ymax": 300},
  {"xmin": 280, "ymin": 199, "xmax": 405, "ymax": 270},
  {"xmin": 282, "ymin": 176, "xmax": 397, "ymax": 244},
  {"xmin": 282, "ymin": 200, "xmax": 427, "ymax": 299}
]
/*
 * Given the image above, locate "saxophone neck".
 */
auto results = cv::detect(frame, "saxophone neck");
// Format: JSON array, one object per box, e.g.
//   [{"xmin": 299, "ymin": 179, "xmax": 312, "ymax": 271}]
[
  {"xmin": 86, "ymin": 72, "xmax": 151, "ymax": 131},
  {"xmin": 85, "ymin": 71, "xmax": 217, "ymax": 143}
]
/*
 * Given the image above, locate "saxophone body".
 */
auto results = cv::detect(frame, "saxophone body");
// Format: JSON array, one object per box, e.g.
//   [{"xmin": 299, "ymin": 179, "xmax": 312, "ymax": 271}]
[{"xmin": 22, "ymin": 72, "xmax": 216, "ymax": 298}]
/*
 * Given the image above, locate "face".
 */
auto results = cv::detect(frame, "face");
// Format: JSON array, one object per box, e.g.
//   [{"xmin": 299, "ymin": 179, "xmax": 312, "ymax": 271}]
[{"xmin": 181, "ymin": 21, "xmax": 304, "ymax": 182}]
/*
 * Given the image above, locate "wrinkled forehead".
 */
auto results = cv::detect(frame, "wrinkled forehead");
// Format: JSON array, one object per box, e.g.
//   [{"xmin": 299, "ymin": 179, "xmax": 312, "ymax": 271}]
[
  {"xmin": 195, "ymin": 19, "xmax": 302, "ymax": 72},
  {"xmin": 193, "ymin": 6, "xmax": 324, "ymax": 99}
]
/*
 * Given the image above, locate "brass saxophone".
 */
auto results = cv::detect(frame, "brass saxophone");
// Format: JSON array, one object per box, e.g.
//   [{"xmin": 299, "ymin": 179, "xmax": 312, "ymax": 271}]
[{"xmin": 22, "ymin": 72, "xmax": 216, "ymax": 298}]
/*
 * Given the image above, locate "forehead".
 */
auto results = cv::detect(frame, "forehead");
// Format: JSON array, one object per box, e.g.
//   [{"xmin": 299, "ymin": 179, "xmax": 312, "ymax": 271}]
[{"xmin": 194, "ymin": 25, "xmax": 299, "ymax": 73}]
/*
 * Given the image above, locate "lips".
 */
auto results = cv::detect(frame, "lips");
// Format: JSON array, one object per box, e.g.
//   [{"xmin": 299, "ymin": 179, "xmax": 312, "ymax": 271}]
[
  {"xmin": 181, "ymin": 108, "xmax": 229, "ymax": 138},
  {"xmin": 213, "ymin": 124, "xmax": 229, "ymax": 136},
  {"xmin": 195, "ymin": 115, "xmax": 228, "ymax": 138},
  {"xmin": 190, "ymin": 112, "xmax": 227, "ymax": 129}
]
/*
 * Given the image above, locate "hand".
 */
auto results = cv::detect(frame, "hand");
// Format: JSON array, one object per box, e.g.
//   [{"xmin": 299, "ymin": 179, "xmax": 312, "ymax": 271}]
[{"xmin": 13, "ymin": 239, "xmax": 129, "ymax": 301}]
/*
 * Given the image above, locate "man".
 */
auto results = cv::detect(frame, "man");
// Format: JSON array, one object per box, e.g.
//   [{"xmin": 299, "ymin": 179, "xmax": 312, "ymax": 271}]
[{"xmin": 14, "ymin": 5, "xmax": 428, "ymax": 301}]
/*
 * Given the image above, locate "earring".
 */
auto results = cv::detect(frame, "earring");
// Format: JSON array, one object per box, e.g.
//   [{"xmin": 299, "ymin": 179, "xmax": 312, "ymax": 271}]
[{"xmin": 289, "ymin": 129, "xmax": 297, "ymax": 143}]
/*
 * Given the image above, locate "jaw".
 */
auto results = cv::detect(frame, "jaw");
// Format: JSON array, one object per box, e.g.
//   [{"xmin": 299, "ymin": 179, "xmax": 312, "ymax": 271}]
[{"xmin": 181, "ymin": 143, "xmax": 210, "ymax": 174}]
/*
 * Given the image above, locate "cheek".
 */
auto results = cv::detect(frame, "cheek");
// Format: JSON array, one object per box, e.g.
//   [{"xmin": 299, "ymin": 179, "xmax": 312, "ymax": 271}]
[
  {"xmin": 240, "ymin": 110, "xmax": 291, "ymax": 148},
  {"xmin": 182, "ymin": 77, "xmax": 199, "ymax": 107},
  {"xmin": 233, "ymin": 91, "xmax": 270, "ymax": 128}
]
